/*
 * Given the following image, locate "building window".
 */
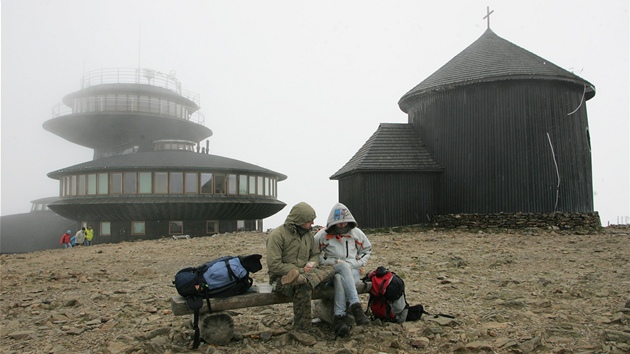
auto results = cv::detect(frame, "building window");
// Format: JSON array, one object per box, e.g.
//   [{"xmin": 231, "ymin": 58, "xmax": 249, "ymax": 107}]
[
  {"xmin": 206, "ymin": 220, "xmax": 219, "ymax": 234},
  {"xmin": 257, "ymin": 176, "xmax": 264, "ymax": 195},
  {"xmin": 62, "ymin": 176, "xmax": 69, "ymax": 196},
  {"xmin": 70, "ymin": 175, "xmax": 77, "ymax": 196},
  {"xmin": 169, "ymin": 172, "xmax": 183, "ymax": 194},
  {"xmin": 111, "ymin": 173, "xmax": 123, "ymax": 194},
  {"xmin": 265, "ymin": 177, "xmax": 270, "ymax": 196},
  {"xmin": 239, "ymin": 175, "xmax": 248, "ymax": 195},
  {"xmin": 237, "ymin": 220, "xmax": 245, "ymax": 231},
  {"xmin": 77, "ymin": 175, "xmax": 86, "ymax": 195},
  {"xmin": 132, "ymin": 221, "xmax": 146, "ymax": 235},
  {"xmin": 249, "ymin": 176, "xmax": 256, "ymax": 194},
  {"xmin": 155, "ymin": 172, "xmax": 168, "ymax": 194},
  {"xmin": 185, "ymin": 173, "xmax": 198, "ymax": 194},
  {"xmin": 123, "ymin": 172, "xmax": 137, "ymax": 194},
  {"xmin": 87, "ymin": 174, "xmax": 97, "ymax": 195},
  {"xmin": 201, "ymin": 173, "xmax": 213, "ymax": 194},
  {"xmin": 227, "ymin": 174, "xmax": 237, "ymax": 195},
  {"xmin": 214, "ymin": 174, "xmax": 226, "ymax": 194},
  {"xmin": 100, "ymin": 222, "xmax": 111, "ymax": 236},
  {"xmin": 138, "ymin": 172, "xmax": 152, "ymax": 194},
  {"xmin": 98, "ymin": 173, "xmax": 108, "ymax": 194},
  {"xmin": 169, "ymin": 221, "xmax": 183, "ymax": 234}
]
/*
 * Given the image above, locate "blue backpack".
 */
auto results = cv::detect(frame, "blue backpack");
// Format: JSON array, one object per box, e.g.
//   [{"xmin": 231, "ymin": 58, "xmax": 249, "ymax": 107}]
[{"xmin": 173, "ymin": 254, "xmax": 262, "ymax": 348}]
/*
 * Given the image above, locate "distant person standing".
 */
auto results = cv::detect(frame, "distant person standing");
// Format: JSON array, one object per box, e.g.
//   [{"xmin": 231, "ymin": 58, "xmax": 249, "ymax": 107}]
[
  {"xmin": 75, "ymin": 227, "xmax": 86, "ymax": 246},
  {"xmin": 84, "ymin": 225, "xmax": 94, "ymax": 246},
  {"xmin": 59, "ymin": 230, "xmax": 72, "ymax": 249}
]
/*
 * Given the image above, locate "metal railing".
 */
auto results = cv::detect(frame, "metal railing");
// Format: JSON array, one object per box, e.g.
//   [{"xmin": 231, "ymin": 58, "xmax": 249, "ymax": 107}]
[
  {"xmin": 52, "ymin": 97, "xmax": 205, "ymax": 126},
  {"xmin": 80, "ymin": 68, "xmax": 200, "ymax": 105}
]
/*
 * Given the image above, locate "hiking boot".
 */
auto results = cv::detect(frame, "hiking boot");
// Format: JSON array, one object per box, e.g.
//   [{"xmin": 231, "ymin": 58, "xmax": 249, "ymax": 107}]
[
  {"xmin": 350, "ymin": 302, "xmax": 370, "ymax": 326},
  {"xmin": 281, "ymin": 269, "xmax": 307, "ymax": 285},
  {"xmin": 289, "ymin": 330, "xmax": 317, "ymax": 346},
  {"xmin": 332, "ymin": 315, "xmax": 350, "ymax": 338}
]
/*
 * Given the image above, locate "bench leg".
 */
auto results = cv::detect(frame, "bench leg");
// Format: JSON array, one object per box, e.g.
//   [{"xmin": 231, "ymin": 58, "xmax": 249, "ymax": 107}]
[
  {"xmin": 198, "ymin": 312, "xmax": 234, "ymax": 346},
  {"xmin": 312, "ymin": 298, "xmax": 335, "ymax": 324},
  {"xmin": 313, "ymin": 298, "xmax": 358, "ymax": 328}
]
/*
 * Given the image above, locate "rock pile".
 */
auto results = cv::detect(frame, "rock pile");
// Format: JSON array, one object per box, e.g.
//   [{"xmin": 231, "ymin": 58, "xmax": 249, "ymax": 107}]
[{"xmin": 431, "ymin": 211, "xmax": 601, "ymax": 230}]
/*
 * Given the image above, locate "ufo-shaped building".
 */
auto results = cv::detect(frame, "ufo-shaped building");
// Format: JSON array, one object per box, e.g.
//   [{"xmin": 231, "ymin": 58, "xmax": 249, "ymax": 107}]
[{"xmin": 43, "ymin": 68, "xmax": 286, "ymax": 244}]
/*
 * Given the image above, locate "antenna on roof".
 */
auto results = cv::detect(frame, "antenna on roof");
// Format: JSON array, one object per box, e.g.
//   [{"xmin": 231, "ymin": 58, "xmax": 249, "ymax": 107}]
[
  {"xmin": 138, "ymin": 20, "xmax": 142, "ymax": 76},
  {"xmin": 483, "ymin": 6, "xmax": 494, "ymax": 29}
]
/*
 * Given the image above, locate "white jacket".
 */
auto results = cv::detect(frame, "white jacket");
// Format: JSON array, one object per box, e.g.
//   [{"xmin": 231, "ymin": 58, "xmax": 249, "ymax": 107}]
[{"xmin": 314, "ymin": 203, "xmax": 372, "ymax": 269}]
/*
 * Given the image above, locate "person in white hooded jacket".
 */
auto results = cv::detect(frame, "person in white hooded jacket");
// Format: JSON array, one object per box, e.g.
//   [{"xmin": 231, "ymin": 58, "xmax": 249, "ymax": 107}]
[{"xmin": 314, "ymin": 203, "xmax": 372, "ymax": 337}]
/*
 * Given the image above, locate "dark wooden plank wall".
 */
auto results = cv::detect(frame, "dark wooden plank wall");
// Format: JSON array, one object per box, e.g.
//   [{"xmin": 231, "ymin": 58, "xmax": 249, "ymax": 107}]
[
  {"xmin": 338, "ymin": 172, "xmax": 439, "ymax": 228},
  {"xmin": 87, "ymin": 219, "xmax": 260, "ymax": 244},
  {"xmin": 409, "ymin": 80, "xmax": 593, "ymax": 215}
]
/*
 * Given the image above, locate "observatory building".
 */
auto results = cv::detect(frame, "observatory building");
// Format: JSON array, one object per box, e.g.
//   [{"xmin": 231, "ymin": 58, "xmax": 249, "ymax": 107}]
[{"xmin": 43, "ymin": 68, "xmax": 287, "ymax": 243}]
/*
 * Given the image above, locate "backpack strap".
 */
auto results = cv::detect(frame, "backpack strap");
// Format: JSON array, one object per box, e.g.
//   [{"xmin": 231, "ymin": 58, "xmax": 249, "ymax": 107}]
[
  {"xmin": 185, "ymin": 297, "xmax": 204, "ymax": 349},
  {"xmin": 224, "ymin": 259, "xmax": 237, "ymax": 281}
]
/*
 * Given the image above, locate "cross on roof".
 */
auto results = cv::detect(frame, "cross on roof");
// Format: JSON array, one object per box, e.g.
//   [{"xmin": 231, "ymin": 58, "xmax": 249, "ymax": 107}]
[{"xmin": 483, "ymin": 6, "xmax": 494, "ymax": 29}]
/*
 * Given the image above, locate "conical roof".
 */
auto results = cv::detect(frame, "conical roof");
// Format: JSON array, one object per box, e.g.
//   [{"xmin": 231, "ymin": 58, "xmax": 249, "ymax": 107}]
[
  {"xmin": 330, "ymin": 123, "xmax": 443, "ymax": 179},
  {"xmin": 398, "ymin": 29, "xmax": 595, "ymax": 113}
]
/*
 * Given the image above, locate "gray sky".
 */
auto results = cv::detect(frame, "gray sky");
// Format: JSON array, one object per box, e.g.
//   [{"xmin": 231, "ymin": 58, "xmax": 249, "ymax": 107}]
[{"xmin": 2, "ymin": 0, "xmax": 628, "ymax": 228}]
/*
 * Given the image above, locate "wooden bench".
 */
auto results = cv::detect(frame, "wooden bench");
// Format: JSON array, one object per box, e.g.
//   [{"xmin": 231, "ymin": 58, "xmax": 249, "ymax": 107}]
[{"xmin": 170, "ymin": 282, "xmax": 372, "ymax": 345}]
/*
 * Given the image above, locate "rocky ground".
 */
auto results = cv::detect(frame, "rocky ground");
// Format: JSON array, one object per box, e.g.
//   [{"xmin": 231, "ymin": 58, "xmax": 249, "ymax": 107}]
[{"xmin": 1, "ymin": 225, "xmax": 629, "ymax": 353}]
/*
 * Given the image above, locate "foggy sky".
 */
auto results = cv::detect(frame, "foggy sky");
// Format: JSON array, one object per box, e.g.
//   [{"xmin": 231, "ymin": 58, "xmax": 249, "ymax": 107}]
[{"xmin": 1, "ymin": 0, "xmax": 628, "ymax": 229}]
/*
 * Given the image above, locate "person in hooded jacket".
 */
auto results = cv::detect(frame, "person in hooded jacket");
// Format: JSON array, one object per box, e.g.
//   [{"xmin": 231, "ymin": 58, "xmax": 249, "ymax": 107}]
[
  {"xmin": 266, "ymin": 202, "xmax": 336, "ymax": 346},
  {"xmin": 75, "ymin": 227, "xmax": 86, "ymax": 246},
  {"xmin": 314, "ymin": 202, "xmax": 372, "ymax": 337},
  {"xmin": 59, "ymin": 230, "xmax": 73, "ymax": 249}
]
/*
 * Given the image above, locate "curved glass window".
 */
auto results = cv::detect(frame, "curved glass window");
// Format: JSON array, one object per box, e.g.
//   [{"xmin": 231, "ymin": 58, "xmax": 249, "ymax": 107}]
[
  {"xmin": 155, "ymin": 172, "xmax": 168, "ymax": 194},
  {"xmin": 249, "ymin": 176, "xmax": 256, "ymax": 194},
  {"xmin": 123, "ymin": 172, "xmax": 137, "ymax": 194},
  {"xmin": 111, "ymin": 173, "xmax": 122, "ymax": 194},
  {"xmin": 228, "ymin": 174, "xmax": 237, "ymax": 195},
  {"xmin": 214, "ymin": 174, "xmax": 226, "ymax": 194},
  {"xmin": 139, "ymin": 172, "xmax": 152, "ymax": 194},
  {"xmin": 87, "ymin": 174, "xmax": 97, "ymax": 195},
  {"xmin": 257, "ymin": 176, "xmax": 264, "ymax": 195},
  {"xmin": 60, "ymin": 171, "xmax": 277, "ymax": 198},
  {"xmin": 185, "ymin": 173, "xmax": 198, "ymax": 194},
  {"xmin": 201, "ymin": 173, "xmax": 213, "ymax": 194},
  {"xmin": 239, "ymin": 175, "xmax": 248, "ymax": 195},
  {"xmin": 77, "ymin": 175, "xmax": 86, "ymax": 195},
  {"xmin": 169, "ymin": 173, "xmax": 183, "ymax": 193},
  {"xmin": 98, "ymin": 173, "xmax": 108, "ymax": 194}
]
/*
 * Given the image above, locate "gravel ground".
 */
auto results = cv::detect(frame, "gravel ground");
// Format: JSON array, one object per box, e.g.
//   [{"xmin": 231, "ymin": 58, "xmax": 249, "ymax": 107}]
[{"xmin": 1, "ymin": 225, "xmax": 629, "ymax": 353}]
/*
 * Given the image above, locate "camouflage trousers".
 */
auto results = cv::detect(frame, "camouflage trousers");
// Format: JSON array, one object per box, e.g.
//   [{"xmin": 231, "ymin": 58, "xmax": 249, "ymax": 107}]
[{"xmin": 274, "ymin": 265, "xmax": 336, "ymax": 330}]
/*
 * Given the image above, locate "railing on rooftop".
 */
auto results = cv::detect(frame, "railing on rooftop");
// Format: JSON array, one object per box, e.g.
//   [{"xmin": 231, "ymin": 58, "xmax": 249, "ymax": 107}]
[
  {"xmin": 80, "ymin": 68, "xmax": 200, "ymax": 105},
  {"xmin": 52, "ymin": 97, "xmax": 205, "ymax": 126}
]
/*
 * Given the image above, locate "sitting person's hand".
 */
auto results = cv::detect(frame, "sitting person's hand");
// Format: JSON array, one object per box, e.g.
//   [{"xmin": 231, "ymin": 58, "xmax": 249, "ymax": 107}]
[{"xmin": 304, "ymin": 261, "xmax": 316, "ymax": 273}]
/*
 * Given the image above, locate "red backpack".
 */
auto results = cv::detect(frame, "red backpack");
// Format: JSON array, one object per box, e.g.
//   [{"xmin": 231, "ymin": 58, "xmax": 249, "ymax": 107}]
[{"xmin": 365, "ymin": 266, "xmax": 406, "ymax": 321}]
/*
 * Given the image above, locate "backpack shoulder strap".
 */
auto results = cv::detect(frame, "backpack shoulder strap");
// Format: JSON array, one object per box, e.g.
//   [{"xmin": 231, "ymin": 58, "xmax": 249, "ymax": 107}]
[{"xmin": 185, "ymin": 297, "xmax": 204, "ymax": 349}]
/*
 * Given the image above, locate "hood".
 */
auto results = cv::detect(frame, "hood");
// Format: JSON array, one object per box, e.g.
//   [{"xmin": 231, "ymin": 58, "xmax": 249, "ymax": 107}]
[
  {"xmin": 284, "ymin": 202, "xmax": 317, "ymax": 226},
  {"xmin": 325, "ymin": 203, "xmax": 357, "ymax": 229}
]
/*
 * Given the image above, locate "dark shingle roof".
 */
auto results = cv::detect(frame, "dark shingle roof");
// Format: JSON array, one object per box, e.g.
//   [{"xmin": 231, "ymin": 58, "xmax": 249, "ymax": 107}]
[
  {"xmin": 47, "ymin": 151, "xmax": 287, "ymax": 180},
  {"xmin": 399, "ymin": 29, "xmax": 596, "ymax": 113},
  {"xmin": 330, "ymin": 123, "xmax": 443, "ymax": 179}
]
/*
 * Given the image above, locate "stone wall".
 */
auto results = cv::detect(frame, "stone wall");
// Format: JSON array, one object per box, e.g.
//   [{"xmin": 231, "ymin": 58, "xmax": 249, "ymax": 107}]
[{"xmin": 430, "ymin": 212, "xmax": 601, "ymax": 230}]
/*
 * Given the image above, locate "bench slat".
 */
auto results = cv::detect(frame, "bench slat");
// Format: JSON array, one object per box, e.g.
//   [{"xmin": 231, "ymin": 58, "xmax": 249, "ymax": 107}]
[{"xmin": 171, "ymin": 282, "xmax": 371, "ymax": 316}]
